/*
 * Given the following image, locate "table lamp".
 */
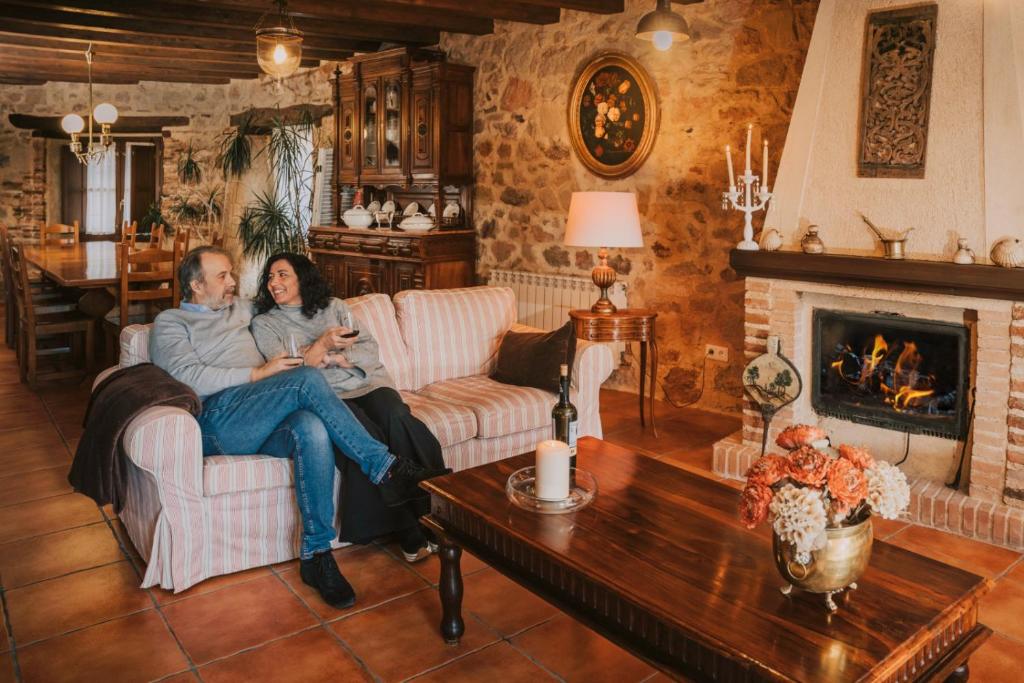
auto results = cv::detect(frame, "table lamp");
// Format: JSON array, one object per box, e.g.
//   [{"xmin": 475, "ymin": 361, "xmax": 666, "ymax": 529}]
[{"xmin": 564, "ymin": 191, "xmax": 644, "ymax": 314}]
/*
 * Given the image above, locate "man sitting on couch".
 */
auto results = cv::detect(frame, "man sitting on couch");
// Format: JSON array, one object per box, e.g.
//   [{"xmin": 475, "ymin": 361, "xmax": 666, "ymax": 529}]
[{"xmin": 150, "ymin": 246, "xmax": 439, "ymax": 609}]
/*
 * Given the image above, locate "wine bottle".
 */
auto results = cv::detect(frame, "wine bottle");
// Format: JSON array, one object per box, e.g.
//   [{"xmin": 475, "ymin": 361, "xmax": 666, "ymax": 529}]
[{"xmin": 552, "ymin": 363, "xmax": 579, "ymax": 468}]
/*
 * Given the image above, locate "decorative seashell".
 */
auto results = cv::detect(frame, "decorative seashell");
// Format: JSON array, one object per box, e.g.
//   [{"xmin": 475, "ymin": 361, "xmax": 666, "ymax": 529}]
[
  {"xmin": 760, "ymin": 228, "xmax": 783, "ymax": 252},
  {"xmin": 991, "ymin": 237, "xmax": 1024, "ymax": 269}
]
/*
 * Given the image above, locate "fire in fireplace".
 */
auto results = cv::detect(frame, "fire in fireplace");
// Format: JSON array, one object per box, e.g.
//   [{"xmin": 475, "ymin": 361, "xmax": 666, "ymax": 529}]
[{"xmin": 812, "ymin": 310, "xmax": 970, "ymax": 440}]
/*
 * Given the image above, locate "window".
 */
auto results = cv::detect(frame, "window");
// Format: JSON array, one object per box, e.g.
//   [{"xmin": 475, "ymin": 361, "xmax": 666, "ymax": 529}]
[
  {"xmin": 84, "ymin": 148, "xmax": 116, "ymax": 236},
  {"xmin": 273, "ymin": 125, "xmax": 314, "ymax": 235}
]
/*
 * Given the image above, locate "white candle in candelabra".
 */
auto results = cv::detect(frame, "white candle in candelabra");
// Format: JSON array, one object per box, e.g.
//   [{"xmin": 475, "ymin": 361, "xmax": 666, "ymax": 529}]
[
  {"xmin": 725, "ymin": 144, "xmax": 735, "ymax": 188},
  {"xmin": 535, "ymin": 440, "xmax": 570, "ymax": 500},
  {"xmin": 762, "ymin": 138, "xmax": 769, "ymax": 190},
  {"xmin": 745, "ymin": 123, "xmax": 753, "ymax": 173}
]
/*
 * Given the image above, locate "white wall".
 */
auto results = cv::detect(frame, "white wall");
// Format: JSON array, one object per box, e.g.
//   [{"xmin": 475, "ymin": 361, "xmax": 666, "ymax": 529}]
[{"xmin": 767, "ymin": 0, "xmax": 1023, "ymax": 261}]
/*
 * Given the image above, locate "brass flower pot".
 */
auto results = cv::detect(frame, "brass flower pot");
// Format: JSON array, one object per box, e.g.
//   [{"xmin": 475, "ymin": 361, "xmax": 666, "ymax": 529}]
[{"xmin": 773, "ymin": 515, "xmax": 873, "ymax": 612}]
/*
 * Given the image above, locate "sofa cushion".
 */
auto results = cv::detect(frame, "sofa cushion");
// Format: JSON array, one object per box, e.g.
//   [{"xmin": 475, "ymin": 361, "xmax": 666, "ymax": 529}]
[
  {"xmin": 418, "ymin": 374, "xmax": 554, "ymax": 439},
  {"xmin": 393, "ymin": 286, "xmax": 516, "ymax": 391},
  {"xmin": 345, "ymin": 293, "xmax": 411, "ymax": 386},
  {"xmin": 203, "ymin": 454, "xmax": 293, "ymax": 496},
  {"xmin": 491, "ymin": 321, "xmax": 577, "ymax": 393},
  {"xmin": 400, "ymin": 391, "xmax": 477, "ymax": 448},
  {"xmin": 120, "ymin": 324, "xmax": 151, "ymax": 367}
]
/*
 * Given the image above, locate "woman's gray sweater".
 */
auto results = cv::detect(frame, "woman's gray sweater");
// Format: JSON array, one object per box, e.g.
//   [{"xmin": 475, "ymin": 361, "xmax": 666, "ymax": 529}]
[{"xmin": 251, "ymin": 299, "xmax": 395, "ymax": 399}]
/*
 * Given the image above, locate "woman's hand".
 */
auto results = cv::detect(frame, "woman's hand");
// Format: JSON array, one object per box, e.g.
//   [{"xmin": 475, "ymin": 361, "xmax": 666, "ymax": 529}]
[
  {"xmin": 325, "ymin": 352, "xmax": 354, "ymax": 369},
  {"xmin": 251, "ymin": 353, "xmax": 303, "ymax": 382},
  {"xmin": 315, "ymin": 326, "xmax": 357, "ymax": 351}
]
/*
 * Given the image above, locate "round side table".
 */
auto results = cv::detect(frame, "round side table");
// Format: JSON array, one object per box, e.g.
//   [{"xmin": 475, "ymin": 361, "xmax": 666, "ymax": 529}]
[{"xmin": 569, "ymin": 309, "xmax": 658, "ymax": 437}]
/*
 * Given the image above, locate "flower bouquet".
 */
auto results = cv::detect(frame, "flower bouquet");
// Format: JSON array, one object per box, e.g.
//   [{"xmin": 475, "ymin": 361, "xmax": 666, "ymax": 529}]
[{"xmin": 738, "ymin": 424, "xmax": 911, "ymax": 611}]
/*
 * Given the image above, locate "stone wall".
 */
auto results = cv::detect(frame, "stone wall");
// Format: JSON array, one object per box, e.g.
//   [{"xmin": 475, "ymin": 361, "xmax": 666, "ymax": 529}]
[{"xmin": 442, "ymin": 0, "xmax": 818, "ymax": 412}]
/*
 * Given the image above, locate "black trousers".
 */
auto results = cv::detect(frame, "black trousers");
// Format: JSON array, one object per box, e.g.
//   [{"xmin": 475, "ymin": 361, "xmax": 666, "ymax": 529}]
[{"xmin": 336, "ymin": 387, "xmax": 445, "ymax": 544}]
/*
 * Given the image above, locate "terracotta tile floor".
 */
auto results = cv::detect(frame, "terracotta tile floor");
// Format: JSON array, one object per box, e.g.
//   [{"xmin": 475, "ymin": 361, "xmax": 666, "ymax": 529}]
[{"xmin": 0, "ymin": 341, "xmax": 1020, "ymax": 681}]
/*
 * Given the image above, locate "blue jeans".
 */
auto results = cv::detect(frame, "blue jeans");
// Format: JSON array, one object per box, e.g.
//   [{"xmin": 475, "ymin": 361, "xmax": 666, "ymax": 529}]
[{"xmin": 197, "ymin": 366, "xmax": 396, "ymax": 558}]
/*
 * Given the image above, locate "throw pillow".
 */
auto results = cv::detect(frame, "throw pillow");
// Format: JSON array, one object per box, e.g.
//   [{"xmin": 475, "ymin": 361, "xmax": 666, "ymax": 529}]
[{"xmin": 490, "ymin": 321, "xmax": 577, "ymax": 393}]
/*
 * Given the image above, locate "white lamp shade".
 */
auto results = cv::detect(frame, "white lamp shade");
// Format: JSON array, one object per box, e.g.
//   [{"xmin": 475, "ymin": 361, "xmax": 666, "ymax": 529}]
[
  {"xmin": 564, "ymin": 191, "xmax": 644, "ymax": 248},
  {"xmin": 61, "ymin": 113, "xmax": 85, "ymax": 134},
  {"xmin": 93, "ymin": 103, "xmax": 118, "ymax": 125}
]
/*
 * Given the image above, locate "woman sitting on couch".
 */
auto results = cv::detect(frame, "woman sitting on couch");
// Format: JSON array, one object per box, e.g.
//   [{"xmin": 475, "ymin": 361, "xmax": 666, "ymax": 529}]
[{"xmin": 251, "ymin": 252, "xmax": 445, "ymax": 562}]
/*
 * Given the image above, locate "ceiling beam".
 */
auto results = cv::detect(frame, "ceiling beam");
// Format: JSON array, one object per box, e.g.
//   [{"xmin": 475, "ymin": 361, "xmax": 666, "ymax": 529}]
[
  {"xmin": 506, "ymin": 0, "xmax": 623, "ymax": 13},
  {"xmin": 197, "ymin": 0, "xmax": 494, "ymax": 35},
  {"xmin": 0, "ymin": 59, "xmax": 234, "ymax": 84},
  {"xmin": 0, "ymin": 53, "xmax": 264, "ymax": 80},
  {"xmin": 358, "ymin": 0, "xmax": 560, "ymax": 24},
  {"xmin": 0, "ymin": 44, "xmax": 272, "ymax": 76},
  {"xmin": 10, "ymin": 114, "xmax": 191, "ymax": 137},
  {"xmin": 6, "ymin": 0, "xmax": 439, "ymax": 45},
  {"xmin": 0, "ymin": 4, "xmax": 375, "ymax": 56},
  {"xmin": 0, "ymin": 33, "xmax": 321, "ymax": 67}
]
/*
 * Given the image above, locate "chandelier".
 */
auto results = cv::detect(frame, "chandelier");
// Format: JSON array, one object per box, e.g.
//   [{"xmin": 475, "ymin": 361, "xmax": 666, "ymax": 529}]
[
  {"xmin": 60, "ymin": 44, "xmax": 118, "ymax": 165},
  {"xmin": 255, "ymin": 0, "xmax": 303, "ymax": 79},
  {"xmin": 636, "ymin": 0, "xmax": 692, "ymax": 51}
]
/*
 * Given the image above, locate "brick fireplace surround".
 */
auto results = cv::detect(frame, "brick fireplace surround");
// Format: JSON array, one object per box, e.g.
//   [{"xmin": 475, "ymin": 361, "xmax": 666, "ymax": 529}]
[{"xmin": 713, "ymin": 271, "xmax": 1024, "ymax": 550}]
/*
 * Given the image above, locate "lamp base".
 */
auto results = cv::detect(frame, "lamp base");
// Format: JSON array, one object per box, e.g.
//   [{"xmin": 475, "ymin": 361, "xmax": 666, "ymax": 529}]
[{"xmin": 590, "ymin": 248, "xmax": 618, "ymax": 314}]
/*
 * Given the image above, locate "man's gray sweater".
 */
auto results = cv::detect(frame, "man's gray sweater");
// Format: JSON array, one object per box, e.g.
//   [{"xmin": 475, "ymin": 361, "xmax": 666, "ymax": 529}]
[{"xmin": 149, "ymin": 299, "xmax": 265, "ymax": 399}]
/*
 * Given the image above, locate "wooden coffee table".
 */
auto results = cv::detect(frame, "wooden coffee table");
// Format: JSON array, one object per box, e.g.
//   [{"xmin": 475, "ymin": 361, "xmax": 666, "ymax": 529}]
[{"xmin": 421, "ymin": 438, "xmax": 991, "ymax": 682}]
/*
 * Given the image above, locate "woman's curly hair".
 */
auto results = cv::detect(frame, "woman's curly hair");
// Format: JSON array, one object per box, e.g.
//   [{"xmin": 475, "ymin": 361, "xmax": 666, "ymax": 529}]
[{"xmin": 253, "ymin": 252, "xmax": 332, "ymax": 318}]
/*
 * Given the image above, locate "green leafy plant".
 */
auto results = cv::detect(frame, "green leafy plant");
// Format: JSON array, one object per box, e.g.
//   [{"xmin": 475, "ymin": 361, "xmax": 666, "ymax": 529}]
[
  {"xmin": 216, "ymin": 113, "xmax": 255, "ymax": 180},
  {"xmin": 237, "ymin": 190, "xmax": 305, "ymax": 260},
  {"xmin": 140, "ymin": 202, "xmax": 171, "ymax": 232},
  {"xmin": 177, "ymin": 141, "xmax": 202, "ymax": 185}
]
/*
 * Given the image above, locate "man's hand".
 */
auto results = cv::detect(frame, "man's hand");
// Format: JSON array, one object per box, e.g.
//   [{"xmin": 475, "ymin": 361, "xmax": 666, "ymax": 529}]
[{"xmin": 251, "ymin": 354, "xmax": 303, "ymax": 383}]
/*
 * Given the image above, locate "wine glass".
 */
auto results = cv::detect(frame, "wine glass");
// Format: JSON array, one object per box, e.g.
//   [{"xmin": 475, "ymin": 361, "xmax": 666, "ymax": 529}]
[
  {"xmin": 287, "ymin": 333, "xmax": 302, "ymax": 359},
  {"xmin": 342, "ymin": 311, "xmax": 354, "ymax": 331}
]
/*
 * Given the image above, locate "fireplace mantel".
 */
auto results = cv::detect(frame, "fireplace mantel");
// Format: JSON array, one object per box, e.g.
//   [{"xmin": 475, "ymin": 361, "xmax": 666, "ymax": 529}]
[{"xmin": 730, "ymin": 249, "xmax": 1024, "ymax": 301}]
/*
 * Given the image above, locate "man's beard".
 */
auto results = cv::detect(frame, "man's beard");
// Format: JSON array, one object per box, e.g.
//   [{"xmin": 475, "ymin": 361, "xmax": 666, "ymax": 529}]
[{"xmin": 207, "ymin": 289, "xmax": 235, "ymax": 311}]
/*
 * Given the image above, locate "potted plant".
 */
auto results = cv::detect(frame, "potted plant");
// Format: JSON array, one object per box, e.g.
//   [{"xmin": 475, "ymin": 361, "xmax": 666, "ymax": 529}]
[{"xmin": 738, "ymin": 424, "xmax": 910, "ymax": 612}]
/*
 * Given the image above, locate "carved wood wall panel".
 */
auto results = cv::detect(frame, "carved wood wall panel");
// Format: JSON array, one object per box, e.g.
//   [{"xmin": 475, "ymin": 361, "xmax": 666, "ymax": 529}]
[{"xmin": 857, "ymin": 4, "xmax": 938, "ymax": 179}]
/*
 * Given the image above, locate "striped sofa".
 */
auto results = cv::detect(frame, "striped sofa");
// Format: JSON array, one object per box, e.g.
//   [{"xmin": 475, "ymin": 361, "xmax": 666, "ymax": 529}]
[{"xmin": 108, "ymin": 285, "xmax": 614, "ymax": 592}]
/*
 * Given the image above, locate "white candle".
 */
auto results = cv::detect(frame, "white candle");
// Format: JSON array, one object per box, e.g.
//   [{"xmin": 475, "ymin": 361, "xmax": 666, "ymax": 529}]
[
  {"xmin": 725, "ymin": 144, "xmax": 735, "ymax": 188},
  {"xmin": 535, "ymin": 440, "xmax": 570, "ymax": 500},
  {"xmin": 745, "ymin": 123, "xmax": 753, "ymax": 173},
  {"xmin": 762, "ymin": 138, "xmax": 769, "ymax": 190}
]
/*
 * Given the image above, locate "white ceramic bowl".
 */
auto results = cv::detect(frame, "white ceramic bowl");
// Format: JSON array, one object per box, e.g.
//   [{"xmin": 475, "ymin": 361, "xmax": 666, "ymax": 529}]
[
  {"xmin": 342, "ymin": 205, "xmax": 374, "ymax": 228},
  {"xmin": 399, "ymin": 212, "xmax": 434, "ymax": 232}
]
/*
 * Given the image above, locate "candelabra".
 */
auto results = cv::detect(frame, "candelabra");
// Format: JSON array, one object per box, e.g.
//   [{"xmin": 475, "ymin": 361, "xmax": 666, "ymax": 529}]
[{"xmin": 722, "ymin": 124, "xmax": 772, "ymax": 251}]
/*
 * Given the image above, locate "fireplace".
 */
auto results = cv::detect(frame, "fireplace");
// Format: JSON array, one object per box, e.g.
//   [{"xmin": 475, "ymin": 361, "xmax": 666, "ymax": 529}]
[{"xmin": 812, "ymin": 310, "xmax": 970, "ymax": 440}]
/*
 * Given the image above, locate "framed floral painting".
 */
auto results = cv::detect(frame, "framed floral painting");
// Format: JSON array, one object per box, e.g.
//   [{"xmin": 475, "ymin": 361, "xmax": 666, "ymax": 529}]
[{"xmin": 567, "ymin": 52, "xmax": 659, "ymax": 179}]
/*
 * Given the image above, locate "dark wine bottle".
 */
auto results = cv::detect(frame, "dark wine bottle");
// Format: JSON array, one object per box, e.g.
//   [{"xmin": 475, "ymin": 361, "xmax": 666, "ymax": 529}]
[{"xmin": 552, "ymin": 363, "xmax": 579, "ymax": 468}]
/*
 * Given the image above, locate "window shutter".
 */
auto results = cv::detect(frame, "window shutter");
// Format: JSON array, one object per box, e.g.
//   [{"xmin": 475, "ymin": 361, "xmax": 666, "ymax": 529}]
[{"xmin": 312, "ymin": 148, "xmax": 334, "ymax": 226}]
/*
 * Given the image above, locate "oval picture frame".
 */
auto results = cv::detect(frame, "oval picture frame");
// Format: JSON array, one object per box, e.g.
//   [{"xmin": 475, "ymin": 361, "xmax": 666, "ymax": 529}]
[{"xmin": 567, "ymin": 52, "xmax": 660, "ymax": 180}]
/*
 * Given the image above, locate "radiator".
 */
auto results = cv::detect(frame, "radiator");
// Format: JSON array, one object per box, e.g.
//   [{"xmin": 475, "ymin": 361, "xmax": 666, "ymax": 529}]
[{"xmin": 488, "ymin": 270, "xmax": 628, "ymax": 364}]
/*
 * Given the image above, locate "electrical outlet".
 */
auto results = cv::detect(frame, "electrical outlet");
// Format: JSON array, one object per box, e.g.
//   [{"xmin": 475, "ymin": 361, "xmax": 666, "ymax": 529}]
[{"xmin": 705, "ymin": 344, "xmax": 729, "ymax": 362}]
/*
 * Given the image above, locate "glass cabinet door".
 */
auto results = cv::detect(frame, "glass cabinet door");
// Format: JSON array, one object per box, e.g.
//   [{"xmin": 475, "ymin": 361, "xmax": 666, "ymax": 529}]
[
  {"xmin": 362, "ymin": 82, "xmax": 378, "ymax": 169},
  {"xmin": 383, "ymin": 78, "xmax": 402, "ymax": 169}
]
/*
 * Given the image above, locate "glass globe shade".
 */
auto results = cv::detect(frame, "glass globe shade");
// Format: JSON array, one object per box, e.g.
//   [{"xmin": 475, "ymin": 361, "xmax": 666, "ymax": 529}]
[
  {"xmin": 93, "ymin": 102, "xmax": 119, "ymax": 125},
  {"xmin": 61, "ymin": 113, "xmax": 85, "ymax": 134},
  {"xmin": 256, "ymin": 29, "xmax": 302, "ymax": 78}
]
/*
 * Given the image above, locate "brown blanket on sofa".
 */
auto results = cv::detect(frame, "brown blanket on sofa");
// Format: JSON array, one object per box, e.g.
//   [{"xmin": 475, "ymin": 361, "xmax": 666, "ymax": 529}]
[{"xmin": 68, "ymin": 363, "xmax": 201, "ymax": 513}]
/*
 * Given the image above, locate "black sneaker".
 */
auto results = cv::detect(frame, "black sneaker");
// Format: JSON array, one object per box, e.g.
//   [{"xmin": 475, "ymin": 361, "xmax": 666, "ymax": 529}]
[
  {"xmin": 378, "ymin": 458, "xmax": 451, "ymax": 508},
  {"xmin": 398, "ymin": 525, "xmax": 433, "ymax": 563},
  {"xmin": 299, "ymin": 550, "xmax": 356, "ymax": 609}
]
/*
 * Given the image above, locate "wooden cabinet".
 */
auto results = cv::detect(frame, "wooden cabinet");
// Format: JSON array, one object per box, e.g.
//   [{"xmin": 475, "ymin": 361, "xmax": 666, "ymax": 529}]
[
  {"xmin": 334, "ymin": 47, "xmax": 475, "ymax": 201},
  {"xmin": 309, "ymin": 226, "xmax": 475, "ymax": 299}
]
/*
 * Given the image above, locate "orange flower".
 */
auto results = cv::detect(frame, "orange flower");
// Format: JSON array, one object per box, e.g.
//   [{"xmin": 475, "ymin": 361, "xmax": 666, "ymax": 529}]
[
  {"xmin": 787, "ymin": 446, "xmax": 830, "ymax": 487},
  {"xmin": 776, "ymin": 424, "xmax": 829, "ymax": 451},
  {"xmin": 827, "ymin": 457, "xmax": 868, "ymax": 508},
  {"xmin": 739, "ymin": 484, "xmax": 773, "ymax": 529},
  {"xmin": 745, "ymin": 454, "xmax": 789, "ymax": 487},
  {"xmin": 838, "ymin": 444, "xmax": 876, "ymax": 470}
]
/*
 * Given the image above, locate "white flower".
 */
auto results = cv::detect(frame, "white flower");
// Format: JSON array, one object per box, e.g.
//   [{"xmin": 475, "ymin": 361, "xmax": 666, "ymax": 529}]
[
  {"xmin": 618, "ymin": 80, "xmax": 632, "ymax": 94},
  {"xmin": 607, "ymin": 107, "xmax": 621, "ymax": 123},
  {"xmin": 597, "ymin": 102, "xmax": 609, "ymax": 116},
  {"xmin": 594, "ymin": 126, "xmax": 606, "ymax": 139},
  {"xmin": 594, "ymin": 114, "xmax": 606, "ymax": 127},
  {"xmin": 770, "ymin": 484, "xmax": 828, "ymax": 555},
  {"xmin": 865, "ymin": 461, "xmax": 910, "ymax": 520}
]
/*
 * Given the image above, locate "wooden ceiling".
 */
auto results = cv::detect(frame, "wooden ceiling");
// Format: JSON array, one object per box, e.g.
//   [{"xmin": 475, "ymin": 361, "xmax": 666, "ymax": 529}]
[{"xmin": 0, "ymin": 0, "xmax": 627, "ymax": 85}]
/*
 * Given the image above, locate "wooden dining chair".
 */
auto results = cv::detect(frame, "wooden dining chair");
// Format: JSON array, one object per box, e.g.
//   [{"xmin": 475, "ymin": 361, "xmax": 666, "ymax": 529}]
[
  {"xmin": 103, "ymin": 242, "xmax": 181, "ymax": 363},
  {"xmin": 122, "ymin": 220, "xmax": 139, "ymax": 248},
  {"xmin": 41, "ymin": 221, "xmax": 79, "ymax": 245},
  {"xmin": 9, "ymin": 239, "xmax": 93, "ymax": 386},
  {"xmin": 174, "ymin": 227, "xmax": 191, "ymax": 255},
  {"xmin": 1, "ymin": 226, "xmax": 77, "ymax": 351},
  {"xmin": 149, "ymin": 223, "xmax": 166, "ymax": 248}
]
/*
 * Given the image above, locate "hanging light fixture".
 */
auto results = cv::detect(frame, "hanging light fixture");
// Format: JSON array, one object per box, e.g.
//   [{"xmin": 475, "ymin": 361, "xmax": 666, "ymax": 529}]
[
  {"xmin": 255, "ymin": 0, "xmax": 303, "ymax": 79},
  {"xmin": 636, "ymin": 0, "xmax": 691, "ymax": 51},
  {"xmin": 61, "ymin": 44, "xmax": 118, "ymax": 165}
]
